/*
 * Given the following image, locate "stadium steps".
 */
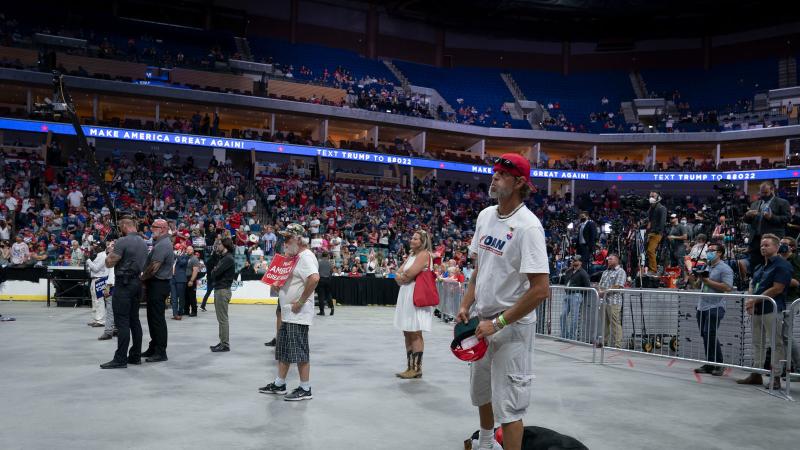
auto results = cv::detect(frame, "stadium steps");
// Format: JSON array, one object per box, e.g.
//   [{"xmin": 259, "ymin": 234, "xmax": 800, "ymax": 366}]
[
  {"xmin": 503, "ymin": 102, "xmax": 525, "ymax": 120},
  {"xmin": 500, "ymin": 72, "xmax": 527, "ymax": 101},
  {"xmin": 382, "ymin": 60, "xmax": 411, "ymax": 93},
  {"xmin": 499, "ymin": 73, "xmax": 529, "ymax": 122},
  {"xmin": 779, "ymin": 57, "xmax": 797, "ymax": 88},
  {"xmin": 234, "ymin": 37, "xmax": 252, "ymax": 61},
  {"xmin": 621, "ymin": 101, "xmax": 638, "ymax": 124},
  {"xmin": 630, "ymin": 71, "xmax": 648, "ymax": 98}
]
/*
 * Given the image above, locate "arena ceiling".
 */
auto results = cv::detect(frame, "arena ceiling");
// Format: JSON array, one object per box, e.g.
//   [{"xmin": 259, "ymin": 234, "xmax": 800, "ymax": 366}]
[{"xmin": 366, "ymin": 0, "xmax": 800, "ymax": 41}]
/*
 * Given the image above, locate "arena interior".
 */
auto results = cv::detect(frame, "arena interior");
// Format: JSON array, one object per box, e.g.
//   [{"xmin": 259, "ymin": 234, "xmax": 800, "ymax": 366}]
[{"xmin": 1, "ymin": 1, "xmax": 800, "ymax": 449}]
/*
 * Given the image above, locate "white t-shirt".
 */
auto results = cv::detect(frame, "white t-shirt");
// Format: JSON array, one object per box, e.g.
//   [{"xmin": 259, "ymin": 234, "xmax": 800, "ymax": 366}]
[
  {"xmin": 310, "ymin": 219, "xmax": 321, "ymax": 234},
  {"xmin": 469, "ymin": 205, "xmax": 549, "ymax": 324},
  {"xmin": 310, "ymin": 237, "xmax": 323, "ymax": 249},
  {"xmin": 279, "ymin": 249, "xmax": 319, "ymax": 326},
  {"xmin": 67, "ymin": 190, "xmax": 83, "ymax": 208},
  {"xmin": 330, "ymin": 237, "xmax": 342, "ymax": 252}
]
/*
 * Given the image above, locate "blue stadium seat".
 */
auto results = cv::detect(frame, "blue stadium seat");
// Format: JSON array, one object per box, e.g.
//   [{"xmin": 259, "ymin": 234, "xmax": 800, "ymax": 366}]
[{"xmin": 391, "ymin": 62, "xmax": 525, "ymax": 128}]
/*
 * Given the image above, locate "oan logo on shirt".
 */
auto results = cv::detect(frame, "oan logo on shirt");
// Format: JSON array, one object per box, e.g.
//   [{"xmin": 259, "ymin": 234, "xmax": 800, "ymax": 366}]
[{"xmin": 478, "ymin": 234, "xmax": 510, "ymax": 256}]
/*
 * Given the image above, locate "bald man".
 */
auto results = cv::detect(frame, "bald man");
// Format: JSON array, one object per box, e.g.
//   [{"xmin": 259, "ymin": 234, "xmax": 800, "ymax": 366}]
[{"xmin": 141, "ymin": 219, "xmax": 174, "ymax": 363}]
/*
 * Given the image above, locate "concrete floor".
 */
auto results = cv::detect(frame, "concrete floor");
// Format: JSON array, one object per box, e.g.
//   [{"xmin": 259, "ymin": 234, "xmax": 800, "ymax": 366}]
[{"xmin": 1, "ymin": 301, "xmax": 798, "ymax": 450}]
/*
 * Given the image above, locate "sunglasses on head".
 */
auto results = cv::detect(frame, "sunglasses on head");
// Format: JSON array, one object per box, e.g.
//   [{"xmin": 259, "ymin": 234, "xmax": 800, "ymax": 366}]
[{"xmin": 492, "ymin": 157, "xmax": 517, "ymax": 169}]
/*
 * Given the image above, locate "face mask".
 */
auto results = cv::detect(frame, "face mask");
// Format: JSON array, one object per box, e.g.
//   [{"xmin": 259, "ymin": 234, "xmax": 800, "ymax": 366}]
[
  {"xmin": 705, "ymin": 251, "xmax": 717, "ymax": 262},
  {"xmin": 649, "ymin": 197, "xmax": 657, "ymax": 204},
  {"xmin": 779, "ymin": 244, "xmax": 790, "ymax": 255},
  {"xmin": 680, "ymin": 220, "xmax": 687, "ymax": 225},
  {"xmin": 580, "ymin": 217, "xmax": 587, "ymax": 222},
  {"xmin": 762, "ymin": 193, "xmax": 772, "ymax": 200}
]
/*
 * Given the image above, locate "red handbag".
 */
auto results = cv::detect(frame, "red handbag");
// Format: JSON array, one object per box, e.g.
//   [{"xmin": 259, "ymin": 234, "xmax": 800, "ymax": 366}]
[{"xmin": 413, "ymin": 253, "xmax": 440, "ymax": 307}]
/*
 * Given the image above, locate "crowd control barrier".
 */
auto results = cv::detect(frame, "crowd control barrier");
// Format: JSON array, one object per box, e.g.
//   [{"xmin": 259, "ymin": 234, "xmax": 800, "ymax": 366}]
[
  {"xmin": 599, "ymin": 288, "xmax": 785, "ymax": 397},
  {"xmin": 436, "ymin": 280, "xmax": 464, "ymax": 322},
  {"xmin": 783, "ymin": 299, "xmax": 800, "ymax": 399}
]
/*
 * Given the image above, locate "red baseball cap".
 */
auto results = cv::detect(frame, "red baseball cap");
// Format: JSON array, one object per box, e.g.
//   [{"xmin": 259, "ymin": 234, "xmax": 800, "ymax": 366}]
[{"xmin": 493, "ymin": 153, "xmax": 536, "ymax": 191}]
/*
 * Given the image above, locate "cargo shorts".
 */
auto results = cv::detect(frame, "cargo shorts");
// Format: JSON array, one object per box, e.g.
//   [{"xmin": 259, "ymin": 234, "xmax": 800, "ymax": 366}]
[{"xmin": 469, "ymin": 320, "xmax": 536, "ymax": 424}]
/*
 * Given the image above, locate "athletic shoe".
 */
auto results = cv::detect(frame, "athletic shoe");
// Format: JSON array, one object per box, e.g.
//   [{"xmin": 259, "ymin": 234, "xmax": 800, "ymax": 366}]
[
  {"xmin": 264, "ymin": 338, "xmax": 276, "ymax": 347},
  {"xmin": 210, "ymin": 343, "xmax": 230, "ymax": 352},
  {"xmin": 711, "ymin": 367, "xmax": 725, "ymax": 376},
  {"xmin": 258, "ymin": 383, "xmax": 287, "ymax": 395},
  {"xmin": 284, "ymin": 387, "xmax": 312, "ymax": 401},
  {"xmin": 693, "ymin": 365, "xmax": 713, "ymax": 374}
]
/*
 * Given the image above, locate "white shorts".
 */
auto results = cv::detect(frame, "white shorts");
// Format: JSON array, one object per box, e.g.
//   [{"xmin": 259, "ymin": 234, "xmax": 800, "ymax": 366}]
[{"xmin": 469, "ymin": 321, "xmax": 536, "ymax": 424}]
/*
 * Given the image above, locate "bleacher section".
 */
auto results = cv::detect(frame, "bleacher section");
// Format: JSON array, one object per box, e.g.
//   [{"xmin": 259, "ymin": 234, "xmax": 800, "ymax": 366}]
[
  {"xmin": 641, "ymin": 58, "xmax": 778, "ymax": 112},
  {"xmin": 511, "ymin": 70, "xmax": 635, "ymax": 132},
  {"xmin": 392, "ymin": 61, "xmax": 529, "ymax": 129},
  {"xmin": 248, "ymin": 38, "xmax": 397, "ymax": 86}
]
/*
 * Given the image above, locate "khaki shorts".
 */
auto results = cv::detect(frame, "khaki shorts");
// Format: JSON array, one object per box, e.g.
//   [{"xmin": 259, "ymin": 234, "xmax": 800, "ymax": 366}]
[{"xmin": 469, "ymin": 321, "xmax": 536, "ymax": 424}]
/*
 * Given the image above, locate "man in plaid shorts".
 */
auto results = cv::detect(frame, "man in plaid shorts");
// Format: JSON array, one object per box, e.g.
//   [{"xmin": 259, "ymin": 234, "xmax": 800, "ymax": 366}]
[{"xmin": 259, "ymin": 224, "xmax": 320, "ymax": 401}]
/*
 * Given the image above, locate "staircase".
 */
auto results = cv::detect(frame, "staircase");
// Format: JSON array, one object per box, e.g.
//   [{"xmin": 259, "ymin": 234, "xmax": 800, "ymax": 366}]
[
  {"xmin": 629, "ymin": 72, "xmax": 648, "ymax": 98},
  {"xmin": 779, "ymin": 57, "xmax": 798, "ymax": 88},
  {"xmin": 234, "ymin": 37, "xmax": 253, "ymax": 61},
  {"xmin": 503, "ymin": 102, "xmax": 524, "ymax": 120},
  {"xmin": 383, "ymin": 60, "xmax": 412, "ymax": 94},
  {"xmin": 500, "ymin": 73, "xmax": 527, "ymax": 101},
  {"xmin": 382, "ymin": 60, "xmax": 456, "ymax": 117},
  {"xmin": 621, "ymin": 101, "xmax": 638, "ymax": 124}
]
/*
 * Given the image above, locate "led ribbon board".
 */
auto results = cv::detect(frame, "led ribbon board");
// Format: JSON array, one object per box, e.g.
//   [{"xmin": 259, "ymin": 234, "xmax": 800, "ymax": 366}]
[{"xmin": 2, "ymin": 117, "xmax": 797, "ymax": 182}]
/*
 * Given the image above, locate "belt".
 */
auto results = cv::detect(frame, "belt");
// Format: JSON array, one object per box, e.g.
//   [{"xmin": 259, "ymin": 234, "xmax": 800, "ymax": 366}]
[{"xmin": 477, "ymin": 312, "xmax": 502, "ymax": 321}]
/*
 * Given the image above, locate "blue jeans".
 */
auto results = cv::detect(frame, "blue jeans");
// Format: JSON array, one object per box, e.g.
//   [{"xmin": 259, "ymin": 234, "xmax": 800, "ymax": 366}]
[
  {"xmin": 560, "ymin": 293, "xmax": 583, "ymax": 340},
  {"xmin": 170, "ymin": 280, "xmax": 187, "ymax": 317}
]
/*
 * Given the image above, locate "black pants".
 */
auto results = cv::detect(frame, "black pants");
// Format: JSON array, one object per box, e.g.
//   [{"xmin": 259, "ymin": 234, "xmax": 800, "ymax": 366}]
[
  {"xmin": 577, "ymin": 243, "xmax": 591, "ymax": 267},
  {"xmin": 145, "ymin": 279, "xmax": 170, "ymax": 357},
  {"xmin": 201, "ymin": 277, "xmax": 214, "ymax": 309},
  {"xmin": 112, "ymin": 277, "xmax": 143, "ymax": 363},
  {"xmin": 185, "ymin": 283, "xmax": 197, "ymax": 315},
  {"xmin": 316, "ymin": 277, "xmax": 333, "ymax": 313},
  {"xmin": 697, "ymin": 307, "xmax": 726, "ymax": 365}
]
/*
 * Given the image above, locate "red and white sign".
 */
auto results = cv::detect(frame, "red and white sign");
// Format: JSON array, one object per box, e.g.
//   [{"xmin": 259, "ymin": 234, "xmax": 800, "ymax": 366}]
[{"xmin": 261, "ymin": 254, "xmax": 299, "ymax": 287}]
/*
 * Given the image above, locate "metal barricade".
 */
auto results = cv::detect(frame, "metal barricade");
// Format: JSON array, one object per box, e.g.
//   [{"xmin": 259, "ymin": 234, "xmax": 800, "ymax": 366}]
[
  {"xmin": 784, "ymin": 299, "xmax": 800, "ymax": 399},
  {"xmin": 537, "ymin": 286, "xmax": 601, "ymax": 362},
  {"xmin": 436, "ymin": 280, "xmax": 463, "ymax": 322},
  {"xmin": 599, "ymin": 289, "xmax": 786, "ymax": 396}
]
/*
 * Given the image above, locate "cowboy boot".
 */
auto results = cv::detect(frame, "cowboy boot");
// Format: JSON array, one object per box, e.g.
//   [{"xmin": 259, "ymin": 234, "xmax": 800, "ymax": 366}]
[
  {"xmin": 396, "ymin": 351, "xmax": 413, "ymax": 377},
  {"xmin": 400, "ymin": 352, "xmax": 423, "ymax": 379}
]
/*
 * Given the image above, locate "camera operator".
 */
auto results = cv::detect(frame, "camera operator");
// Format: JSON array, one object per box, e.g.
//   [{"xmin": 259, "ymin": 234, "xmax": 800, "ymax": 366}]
[
  {"xmin": 787, "ymin": 205, "xmax": 800, "ymax": 239},
  {"xmin": 687, "ymin": 242, "xmax": 733, "ymax": 376},
  {"xmin": 666, "ymin": 214, "xmax": 689, "ymax": 269},
  {"xmin": 560, "ymin": 256, "xmax": 590, "ymax": 340},
  {"xmin": 711, "ymin": 215, "xmax": 729, "ymax": 241},
  {"xmin": 646, "ymin": 192, "xmax": 667, "ymax": 274},
  {"xmin": 576, "ymin": 212, "xmax": 597, "ymax": 266},
  {"xmin": 743, "ymin": 182, "xmax": 789, "ymax": 271}
]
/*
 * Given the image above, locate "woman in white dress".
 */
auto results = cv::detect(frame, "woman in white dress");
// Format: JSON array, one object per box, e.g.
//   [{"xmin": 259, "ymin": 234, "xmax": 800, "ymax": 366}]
[{"xmin": 393, "ymin": 230, "xmax": 434, "ymax": 379}]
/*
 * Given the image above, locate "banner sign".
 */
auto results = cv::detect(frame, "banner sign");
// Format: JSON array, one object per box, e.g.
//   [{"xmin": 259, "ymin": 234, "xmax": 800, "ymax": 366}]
[
  {"xmin": 1, "ymin": 117, "xmax": 797, "ymax": 182},
  {"xmin": 261, "ymin": 254, "xmax": 299, "ymax": 287},
  {"xmin": 93, "ymin": 276, "xmax": 113, "ymax": 298}
]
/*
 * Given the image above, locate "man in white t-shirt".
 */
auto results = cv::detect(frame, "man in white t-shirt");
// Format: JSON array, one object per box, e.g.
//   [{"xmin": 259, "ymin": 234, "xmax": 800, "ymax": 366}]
[
  {"xmin": 309, "ymin": 217, "xmax": 321, "ymax": 235},
  {"xmin": 67, "ymin": 188, "xmax": 83, "ymax": 209},
  {"xmin": 457, "ymin": 153, "xmax": 550, "ymax": 450},
  {"xmin": 259, "ymin": 223, "xmax": 320, "ymax": 401}
]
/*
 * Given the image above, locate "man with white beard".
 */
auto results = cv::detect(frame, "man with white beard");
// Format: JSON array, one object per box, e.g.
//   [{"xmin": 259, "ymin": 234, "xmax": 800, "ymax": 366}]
[
  {"xmin": 259, "ymin": 224, "xmax": 320, "ymax": 401},
  {"xmin": 456, "ymin": 153, "xmax": 550, "ymax": 450}
]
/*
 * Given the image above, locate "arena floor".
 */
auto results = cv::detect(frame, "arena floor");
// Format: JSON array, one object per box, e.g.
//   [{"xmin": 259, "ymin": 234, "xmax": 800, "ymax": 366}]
[{"xmin": 1, "ymin": 301, "xmax": 798, "ymax": 450}]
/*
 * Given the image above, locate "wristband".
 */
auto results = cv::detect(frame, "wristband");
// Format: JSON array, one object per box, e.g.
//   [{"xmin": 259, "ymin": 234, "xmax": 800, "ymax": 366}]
[{"xmin": 498, "ymin": 314, "xmax": 508, "ymax": 328}]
